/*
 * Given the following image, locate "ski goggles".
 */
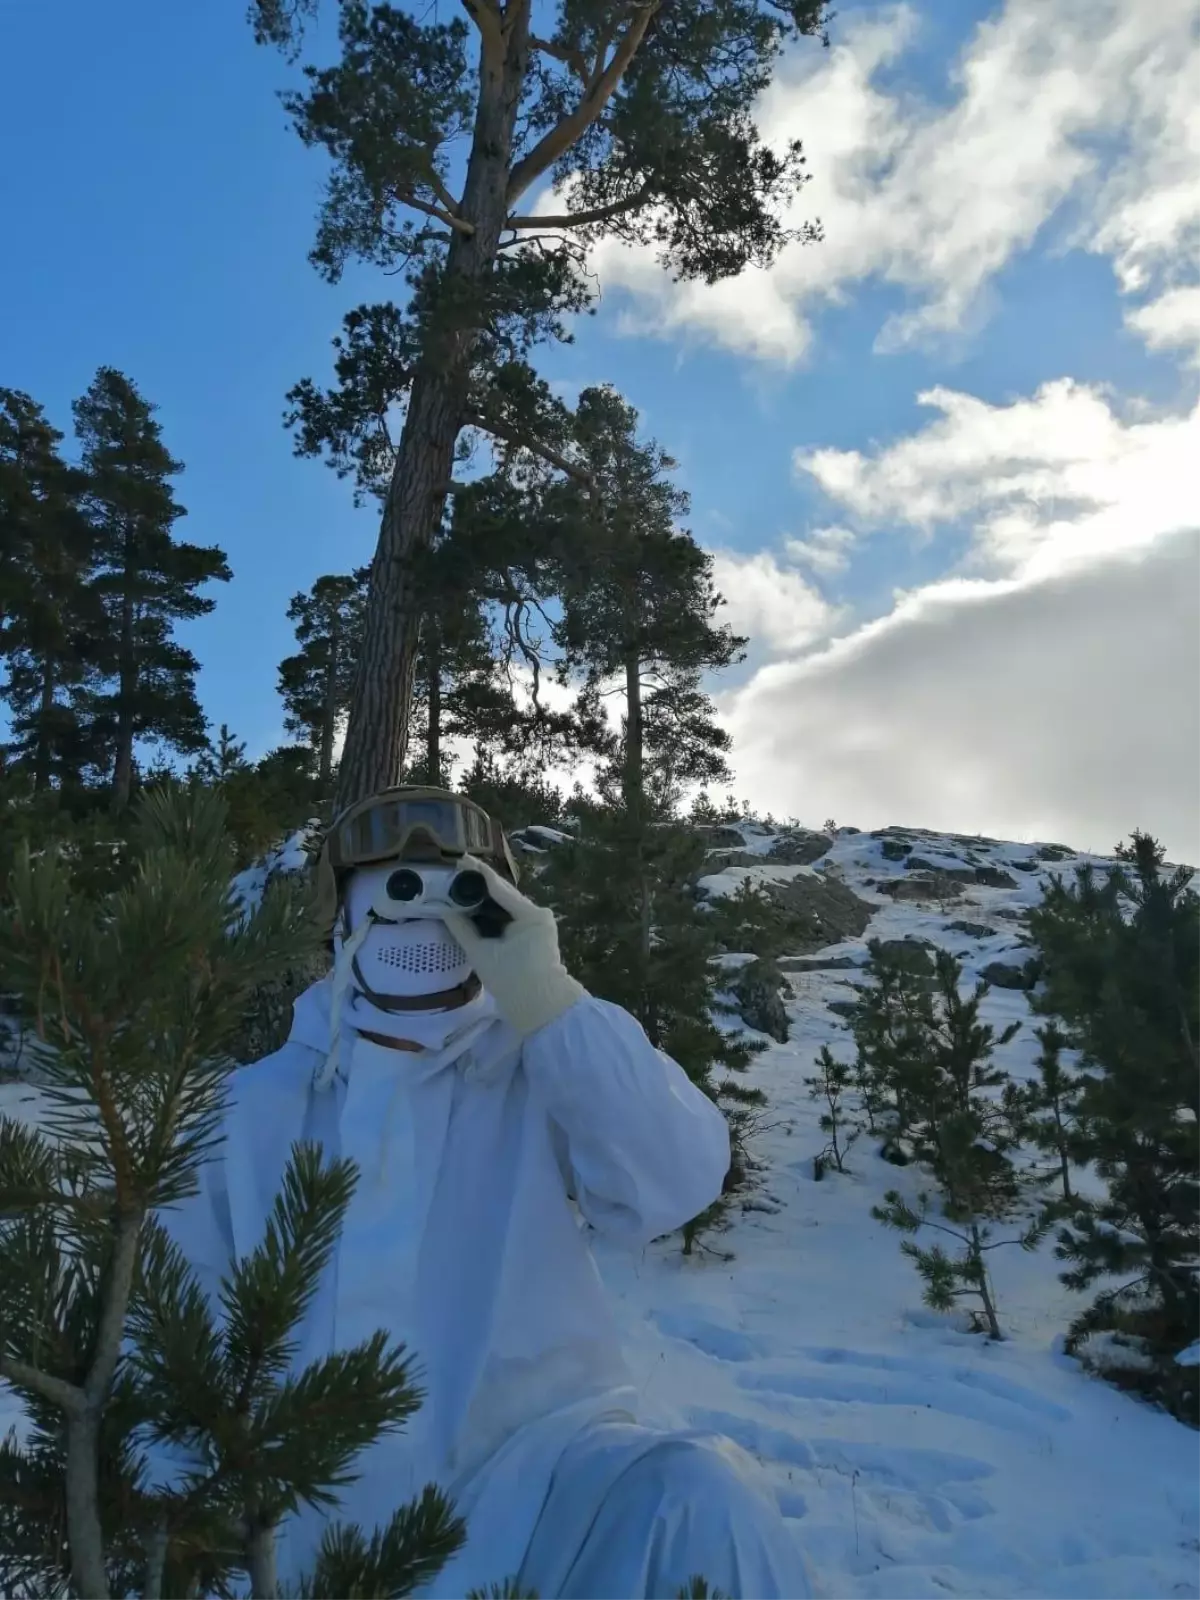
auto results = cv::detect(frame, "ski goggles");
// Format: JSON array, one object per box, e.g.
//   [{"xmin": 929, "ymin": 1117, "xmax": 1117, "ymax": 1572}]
[{"xmin": 323, "ymin": 787, "xmax": 513, "ymax": 878}]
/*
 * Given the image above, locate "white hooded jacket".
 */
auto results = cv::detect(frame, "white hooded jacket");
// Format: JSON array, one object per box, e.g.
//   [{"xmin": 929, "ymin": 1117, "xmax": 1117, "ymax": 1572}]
[{"xmin": 159, "ymin": 975, "xmax": 732, "ymax": 1590}]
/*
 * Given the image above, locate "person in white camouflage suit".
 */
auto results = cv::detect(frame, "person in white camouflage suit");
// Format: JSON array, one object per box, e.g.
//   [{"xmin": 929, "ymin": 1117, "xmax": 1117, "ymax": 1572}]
[{"xmin": 161, "ymin": 787, "xmax": 813, "ymax": 1598}]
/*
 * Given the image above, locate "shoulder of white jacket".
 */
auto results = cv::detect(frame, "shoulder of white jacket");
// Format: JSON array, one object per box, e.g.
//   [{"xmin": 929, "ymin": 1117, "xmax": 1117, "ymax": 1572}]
[{"xmin": 225, "ymin": 1039, "xmax": 323, "ymax": 1112}]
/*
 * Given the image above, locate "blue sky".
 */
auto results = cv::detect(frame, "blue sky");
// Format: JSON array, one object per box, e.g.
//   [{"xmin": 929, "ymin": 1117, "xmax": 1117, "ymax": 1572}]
[{"xmin": 2, "ymin": 0, "xmax": 1197, "ymax": 856}]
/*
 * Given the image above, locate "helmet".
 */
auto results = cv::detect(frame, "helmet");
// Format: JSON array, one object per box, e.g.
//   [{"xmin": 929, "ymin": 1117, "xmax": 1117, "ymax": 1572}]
[{"xmin": 314, "ymin": 785, "xmax": 519, "ymax": 935}]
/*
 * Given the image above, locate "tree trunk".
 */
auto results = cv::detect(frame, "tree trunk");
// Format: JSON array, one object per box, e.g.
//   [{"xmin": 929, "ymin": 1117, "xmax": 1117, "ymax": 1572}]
[
  {"xmin": 244, "ymin": 1520, "xmax": 278, "ymax": 1600},
  {"xmin": 111, "ymin": 529, "xmax": 137, "ymax": 808},
  {"xmin": 334, "ymin": 18, "xmax": 532, "ymax": 811},
  {"xmin": 65, "ymin": 1408, "xmax": 109, "ymax": 1600},
  {"xmin": 426, "ymin": 622, "xmax": 442, "ymax": 785},
  {"xmin": 1054, "ymin": 1104, "xmax": 1074, "ymax": 1202},
  {"xmin": 319, "ymin": 614, "xmax": 341, "ymax": 787},
  {"xmin": 624, "ymin": 649, "xmax": 655, "ymax": 1037},
  {"xmin": 33, "ymin": 654, "xmax": 56, "ymax": 792},
  {"xmin": 970, "ymin": 1223, "xmax": 1004, "ymax": 1340},
  {"xmin": 623, "ymin": 651, "xmax": 644, "ymax": 827}
]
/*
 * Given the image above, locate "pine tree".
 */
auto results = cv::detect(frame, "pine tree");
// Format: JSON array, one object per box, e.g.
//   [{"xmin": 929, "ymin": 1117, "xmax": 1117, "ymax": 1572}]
[
  {"xmin": 253, "ymin": 0, "xmax": 829, "ymax": 805},
  {"xmin": 807, "ymin": 1045, "xmax": 859, "ymax": 1177},
  {"xmin": 868, "ymin": 950, "xmax": 1046, "ymax": 1340},
  {"xmin": 0, "ymin": 785, "xmax": 464, "ymax": 1594},
  {"xmin": 534, "ymin": 805, "xmax": 764, "ymax": 1253},
  {"xmin": 403, "ymin": 531, "xmax": 525, "ymax": 786},
  {"xmin": 457, "ymin": 746, "xmax": 567, "ymax": 833},
  {"xmin": 0, "ymin": 388, "xmax": 97, "ymax": 790},
  {"xmin": 194, "ymin": 722, "xmax": 251, "ymax": 783},
  {"xmin": 548, "ymin": 385, "xmax": 744, "ymax": 826},
  {"xmin": 279, "ymin": 569, "xmax": 370, "ymax": 786},
  {"xmin": 1022, "ymin": 1022, "xmax": 1084, "ymax": 1205},
  {"xmin": 850, "ymin": 940, "xmax": 940, "ymax": 1154},
  {"xmin": 1029, "ymin": 831, "xmax": 1199, "ymax": 1422},
  {"xmin": 285, "ymin": 365, "xmax": 590, "ymax": 787},
  {"xmin": 72, "ymin": 368, "xmax": 231, "ymax": 806}
]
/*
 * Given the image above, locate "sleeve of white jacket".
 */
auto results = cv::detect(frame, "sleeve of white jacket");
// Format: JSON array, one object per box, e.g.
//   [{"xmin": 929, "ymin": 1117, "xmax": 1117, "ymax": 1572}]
[{"xmin": 521, "ymin": 994, "xmax": 731, "ymax": 1245}]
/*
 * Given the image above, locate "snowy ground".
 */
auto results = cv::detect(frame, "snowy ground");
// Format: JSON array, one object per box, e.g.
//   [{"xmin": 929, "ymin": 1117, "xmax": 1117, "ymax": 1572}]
[
  {"xmin": 597, "ymin": 825, "xmax": 1200, "ymax": 1600},
  {"xmin": 2, "ymin": 821, "xmax": 1197, "ymax": 1598}
]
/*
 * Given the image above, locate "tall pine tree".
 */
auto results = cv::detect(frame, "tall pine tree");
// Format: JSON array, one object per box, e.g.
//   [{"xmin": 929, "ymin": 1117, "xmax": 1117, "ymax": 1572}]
[
  {"xmin": 0, "ymin": 389, "xmax": 96, "ymax": 790},
  {"xmin": 72, "ymin": 368, "xmax": 231, "ymax": 806},
  {"xmin": 279, "ymin": 569, "xmax": 370, "ymax": 786},
  {"xmin": 549, "ymin": 385, "xmax": 744, "ymax": 827},
  {"xmin": 253, "ymin": 0, "xmax": 829, "ymax": 805}
]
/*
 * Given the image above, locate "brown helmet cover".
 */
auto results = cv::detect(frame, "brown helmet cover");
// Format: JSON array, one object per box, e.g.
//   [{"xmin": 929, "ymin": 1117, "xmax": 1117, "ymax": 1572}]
[{"xmin": 314, "ymin": 785, "xmax": 519, "ymax": 935}]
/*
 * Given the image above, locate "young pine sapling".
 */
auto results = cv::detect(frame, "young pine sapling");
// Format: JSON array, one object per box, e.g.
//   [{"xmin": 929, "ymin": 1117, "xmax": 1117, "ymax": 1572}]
[
  {"xmin": 807, "ymin": 1045, "xmax": 859, "ymax": 1177},
  {"xmin": 872, "ymin": 952, "xmax": 1051, "ymax": 1340}
]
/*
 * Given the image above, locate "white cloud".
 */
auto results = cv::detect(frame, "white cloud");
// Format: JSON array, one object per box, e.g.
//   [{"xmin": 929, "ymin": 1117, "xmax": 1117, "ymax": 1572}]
[
  {"xmin": 1126, "ymin": 285, "xmax": 1200, "ymax": 367},
  {"xmin": 723, "ymin": 369, "xmax": 1200, "ymax": 859},
  {"xmin": 582, "ymin": 0, "xmax": 1200, "ymax": 363},
  {"xmin": 709, "ymin": 547, "xmax": 841, "ymax": 652},
  {"xmin": 720, "ymin": 530, "xmax": 1200, "ymax": 862},
  {"xmin": 783, "ymin": 525, "xmax": 858, "ymax": 575},
  {"xmin": 795, "ymin": 379, "xmax": 1200, "ymax": 582}
]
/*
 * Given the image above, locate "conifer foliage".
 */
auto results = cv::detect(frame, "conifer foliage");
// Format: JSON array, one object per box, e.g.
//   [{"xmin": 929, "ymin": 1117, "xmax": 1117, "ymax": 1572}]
[
  {"xmin": 74, "ymin": 369, "xmax": 231, "ymax": 807},
  {"xmin": 857, "ymin": 943, "xmax": 1049, "ymax": 1340},
  {"xmin": 0, "ymin": 390, "xmax": 95, "ymax": 791},
  {"xmin": 279, "ymin": 569, "xmax": 370, "ymax": 787},
  {"xmin": 252, "ymin": 0, "xmax": 830, "ymax": 804},
  {"xmin": 1, "ymin": 371, "xmax": 230, "ymax": 806},
  {"xmin": 0, "ymin": 786, "xmax": 463, "ymax": 1596},
  {"xmin": 1030, "ymin": 831, "xmax": 1199, "ymax": 1422}
]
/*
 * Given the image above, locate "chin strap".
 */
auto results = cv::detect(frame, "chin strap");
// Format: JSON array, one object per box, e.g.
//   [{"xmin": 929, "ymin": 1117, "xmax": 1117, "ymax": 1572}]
[
  {"xmin": 316, "ymin": 911, "xmax": 482, "ymax": 1092},
  {"xmin": 349, "ymin": 959, "xmax": 481, "ymax": 1013}
]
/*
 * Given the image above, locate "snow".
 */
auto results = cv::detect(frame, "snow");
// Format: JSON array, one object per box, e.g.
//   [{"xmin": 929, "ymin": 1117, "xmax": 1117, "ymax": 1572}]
[
  {"xmin": 697, "ymin": 862, "xmax": 821, "ymax": 899},
  {"xmin": 3, "ymin": 818, "xmax": 1197, "ymax": 1598},
  {"xmin": 229, "ymin": 826, "xmax": 316, "ymax": 917}
]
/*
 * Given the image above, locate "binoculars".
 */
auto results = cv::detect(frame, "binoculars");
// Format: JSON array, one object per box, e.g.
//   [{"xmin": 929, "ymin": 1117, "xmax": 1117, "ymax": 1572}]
[{"xmin": 384, "ymin": 865, "xmax": 489, "ymax": 912}]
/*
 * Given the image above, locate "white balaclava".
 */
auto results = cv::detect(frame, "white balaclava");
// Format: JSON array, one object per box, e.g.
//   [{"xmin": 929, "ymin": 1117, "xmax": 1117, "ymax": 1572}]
[
  {"xmin": 342, "ymin": 864, "xmax": 475, "ymax": 1000},
  {"xmin": 317, "ymin": 861, "xmax": 491, "ymax": 1089}
]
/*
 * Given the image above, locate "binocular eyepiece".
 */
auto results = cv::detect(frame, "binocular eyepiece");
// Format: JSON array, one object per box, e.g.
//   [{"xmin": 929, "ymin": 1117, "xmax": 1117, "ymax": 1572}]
[{"xmin": 384, "ymin": 865, "xmax": 488, "ymax": 911}]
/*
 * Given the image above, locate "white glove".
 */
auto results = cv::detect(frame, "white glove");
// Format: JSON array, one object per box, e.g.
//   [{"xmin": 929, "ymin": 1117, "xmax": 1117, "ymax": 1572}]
[{"xmin": 441, "ymin": 856, "xmax": 585, "ymax": 1037}]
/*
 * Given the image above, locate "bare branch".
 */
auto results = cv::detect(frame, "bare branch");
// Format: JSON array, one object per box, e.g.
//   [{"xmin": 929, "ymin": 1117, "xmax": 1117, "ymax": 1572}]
[
  {"xmin": 0, "ymin": 1353, "xmax": 84, "ymax": 1415},
  {"xmin": 497, "ymin": 230, "xmax": 580, "ymax": 252},
  {"xmin": 507, "ymin": 184, "xmax": 653, "ymax": 232},
  {"xmin": 392, "ymin": 187, "xmax": 475, "ymax": 236},
  {"xmin": 426, "ymin": 166, "xmax": 464, "ymax": 219},
  {"xmin": 507, "ymin": 2, "xmax": 659, "ymax": 207},
  {"xmin": 530, "ymin": 34, "xmax": 590, "ymax": 83},
  {"xmin": 463, "ymin": 410, "xmax": 592, "ymax": 484}
]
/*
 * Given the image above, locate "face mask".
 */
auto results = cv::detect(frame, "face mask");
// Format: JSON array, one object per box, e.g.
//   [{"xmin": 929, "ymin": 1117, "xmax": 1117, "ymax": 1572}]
[{"xmin": 341, "ymin": 863, "xmax": 476, "ymax": 1000}]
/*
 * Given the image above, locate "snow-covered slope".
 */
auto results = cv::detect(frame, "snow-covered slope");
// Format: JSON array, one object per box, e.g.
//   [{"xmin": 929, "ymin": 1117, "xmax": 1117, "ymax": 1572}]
[
  {"xmin": 2, "ymin": 821, "xmax": 1196, "ymax": 1598},
  {"xmin": 594, "ymin": 823, "xmax": 1199, "ymax": 1600}
]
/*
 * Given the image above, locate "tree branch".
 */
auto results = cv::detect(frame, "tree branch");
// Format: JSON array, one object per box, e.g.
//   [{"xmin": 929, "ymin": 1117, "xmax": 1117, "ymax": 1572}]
[
  {"xmin": 392, "ymin": 187, "xmax": 475, "ymax": 236},
  {"xmin": 426, "ymin": 166, "xmax": 465, "ymax": 220},
  {"xmin": 506, "ymin": 1, "xmax": 659, "ymax": 207},
  {"xmin": 529, "ymin": 34, "xmax": 590, "ymax": 83},
  {"xmin": 507, "ymin": 184, "xmax": 654, "ymax": 232},
  {"xmin": 458, "ymin": 0, "xmax": 503, "ymax": 53},
  {"xmin": 0, "ymin": 1353, "xmax": 84, "ymax": 1415},
  {"xmin": 85, "ymin": 1208, "xmax": 144, "ymax": 1407},
  {"xmin": 463, "ymin": 411, "xmax": 592, "ymax": 484}
]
